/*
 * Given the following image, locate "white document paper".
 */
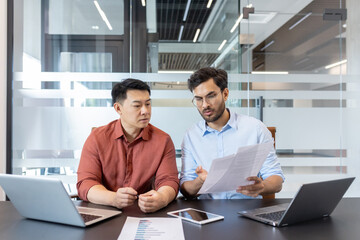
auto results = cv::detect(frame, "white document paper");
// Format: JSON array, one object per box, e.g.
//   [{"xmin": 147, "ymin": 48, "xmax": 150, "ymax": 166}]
[
  {"xmin": 118, "ymin": 217, "xmax": 185, "ymax": 240},
  {"xmin": 198, "ymin": 142, "xmax": 273, "ymax": 194}
]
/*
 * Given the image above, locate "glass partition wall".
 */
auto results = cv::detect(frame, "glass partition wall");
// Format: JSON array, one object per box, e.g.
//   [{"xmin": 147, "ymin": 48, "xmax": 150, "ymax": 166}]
[{"xmin": 9, "ymin": 0, "xmax": 359, "ymax": 197}]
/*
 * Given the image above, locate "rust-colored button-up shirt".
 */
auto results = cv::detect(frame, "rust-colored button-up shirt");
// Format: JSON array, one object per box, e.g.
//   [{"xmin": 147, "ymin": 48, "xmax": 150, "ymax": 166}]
[{"xmin": 77, "ymin": 119, "xmax": 179, "ymax": 201}]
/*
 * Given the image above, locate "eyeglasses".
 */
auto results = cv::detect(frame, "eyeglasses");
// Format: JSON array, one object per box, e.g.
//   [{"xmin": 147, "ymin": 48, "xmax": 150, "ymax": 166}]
[{"xmin": 192, "ymin": 91, "xmax": 222, "ymax": 107}]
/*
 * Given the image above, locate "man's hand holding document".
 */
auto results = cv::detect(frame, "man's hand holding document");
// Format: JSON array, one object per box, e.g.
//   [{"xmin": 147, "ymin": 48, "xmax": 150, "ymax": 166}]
[{"xmin": 198, "ymin": 142, "xmax": 273, "ymax": 194}]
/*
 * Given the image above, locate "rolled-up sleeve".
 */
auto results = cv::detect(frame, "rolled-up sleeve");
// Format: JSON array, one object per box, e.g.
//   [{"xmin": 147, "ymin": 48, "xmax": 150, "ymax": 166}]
[
  {"xmin": 154, "ymin": 137, "xmax": 180, "ymax": 194},
  {"xmin": 179, "ymin": 133, "xmax": 198, "ymax": 186},
  {"xmin": 258, "ymin": 123, "xmax": 285, "ymax": 181},
  {"xmin": 76, "ymin": 132, "xmax": 103, "ymax": 201}
]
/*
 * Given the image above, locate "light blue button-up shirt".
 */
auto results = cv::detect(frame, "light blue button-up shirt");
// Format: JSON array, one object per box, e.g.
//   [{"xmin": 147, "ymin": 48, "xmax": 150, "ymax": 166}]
[{"xmin": 180, "ymin": 110, "xmax": 285, "ymax": 199}]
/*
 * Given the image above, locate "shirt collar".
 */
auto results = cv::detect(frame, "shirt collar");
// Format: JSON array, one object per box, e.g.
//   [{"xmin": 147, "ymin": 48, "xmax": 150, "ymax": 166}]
[
  {"xmin": 201, "ymin": 108, "xmax": 236, "ymax": 136},
  {"xmin": 227, "ymin": 109, "xmax": 237, "ymax": 130},
  {"xmin": 113, "ymin": 119, "xmax": 151, "ymax": 141}
]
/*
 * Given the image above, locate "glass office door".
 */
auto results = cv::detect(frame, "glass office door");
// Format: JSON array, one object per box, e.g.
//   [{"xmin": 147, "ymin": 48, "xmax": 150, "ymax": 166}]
[{"xmin": 218, "ymin": 0, "xmax": 353, "ymax": 197}]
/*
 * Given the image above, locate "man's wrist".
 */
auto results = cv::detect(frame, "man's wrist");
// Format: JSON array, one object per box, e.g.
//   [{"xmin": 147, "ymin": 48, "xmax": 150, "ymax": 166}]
[
  {"xmin": 109, "ymin": 191, "xmax": 118, "ymax": 208},
  {"xmin": 156, "ymin": 190, "xmax": 169, "ymax": 207},
  {"xmin": 196, "ymin": 176, "xmax": 205, "ymax": 184},
  {"xmin": 258, "ymin": 179, "xmax": 267, "ymax": 195}
]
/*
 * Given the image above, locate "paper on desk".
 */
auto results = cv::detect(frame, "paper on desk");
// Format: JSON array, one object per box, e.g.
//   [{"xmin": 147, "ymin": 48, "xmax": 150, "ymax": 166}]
[
  {"xmin": 118, "ymin": 217, "xmax": 185, "ymax": 240},
  {"xmin": 198, "ymin": 142, "xmax": 273, "ymax": 194}
]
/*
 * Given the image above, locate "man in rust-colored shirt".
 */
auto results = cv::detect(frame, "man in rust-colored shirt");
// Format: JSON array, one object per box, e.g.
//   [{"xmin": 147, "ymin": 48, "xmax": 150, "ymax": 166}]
[{"xmin": 77, "ymin": 79, "xmax": 179, "ymax": 213}]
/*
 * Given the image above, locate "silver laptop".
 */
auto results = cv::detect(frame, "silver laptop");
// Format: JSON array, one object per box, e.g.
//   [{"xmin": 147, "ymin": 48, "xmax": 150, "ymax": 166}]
[
  {"xmin": 238, "ymin": 177, "xmax": 355, "ymax": 227},
  {"xmin": 0, "ymin": 174, "xmax": 121, "ymax": 227}
]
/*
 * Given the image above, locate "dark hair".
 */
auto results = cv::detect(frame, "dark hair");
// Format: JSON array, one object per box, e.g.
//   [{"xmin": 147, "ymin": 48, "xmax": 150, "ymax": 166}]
[
  {"xmin": 111, "ymin": 78, "xmax": 151, "ymax": 104},
  {"xmin": 188, "ymin": 67, "xmax": 228, "ymax": 92}
]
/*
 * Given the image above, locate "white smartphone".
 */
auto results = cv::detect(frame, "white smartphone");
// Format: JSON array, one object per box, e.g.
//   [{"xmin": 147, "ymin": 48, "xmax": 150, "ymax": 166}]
[{"xmin": 167, "ymin": 208, "xmax": 224, "ymax": 225}]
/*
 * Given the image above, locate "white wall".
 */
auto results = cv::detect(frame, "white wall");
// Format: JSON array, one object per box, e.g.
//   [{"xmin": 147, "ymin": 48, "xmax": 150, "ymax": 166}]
[{"xmin": 0, "ymin": 0, "xmax": 7, "ymax": 201}]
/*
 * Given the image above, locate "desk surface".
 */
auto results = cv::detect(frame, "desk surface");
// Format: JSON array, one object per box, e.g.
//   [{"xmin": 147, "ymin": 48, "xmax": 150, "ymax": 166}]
[{"xmin": 1, "ymin": 198, "xmax": 360, "ymax": 240}]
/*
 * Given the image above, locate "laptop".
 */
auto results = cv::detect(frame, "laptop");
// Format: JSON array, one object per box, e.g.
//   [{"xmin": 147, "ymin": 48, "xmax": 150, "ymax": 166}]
[
  {"xmin": 238, "ymin": 177, "xmax": 355, "ymax": 227},
  {"xmin": 0, "ymin": 174, "xmax": 122, "ymax": 227}
]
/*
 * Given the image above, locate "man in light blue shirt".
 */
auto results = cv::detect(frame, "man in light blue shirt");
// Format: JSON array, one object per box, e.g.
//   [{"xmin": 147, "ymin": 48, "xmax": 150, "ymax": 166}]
[{"xmin": 180, "ymin": 67, "xmax": 284, "ymax": 199}]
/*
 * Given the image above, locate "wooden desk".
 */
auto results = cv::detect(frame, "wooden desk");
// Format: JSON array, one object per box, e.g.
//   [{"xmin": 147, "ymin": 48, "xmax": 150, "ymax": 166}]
[{"xmin": 1, "ymin": 198, "xmax": 360, "ymax": 240}]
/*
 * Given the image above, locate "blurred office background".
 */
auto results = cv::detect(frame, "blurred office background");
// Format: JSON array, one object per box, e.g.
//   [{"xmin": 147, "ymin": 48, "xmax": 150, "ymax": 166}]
[{"xmin": 2, "ymin": 0, "xmax": 360, "ymax": 198}]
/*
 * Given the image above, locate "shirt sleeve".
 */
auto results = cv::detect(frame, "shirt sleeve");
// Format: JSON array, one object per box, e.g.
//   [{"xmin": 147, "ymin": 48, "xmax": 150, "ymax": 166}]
[
  {"xmin": 179, "ymin": 132, "xmax": 199, "ymax": 186},
  {"xmin": 76, "ymin": 132, "xmax": 103, "ymax": 201},
  {"xmin": 257, "ymin": 122, "xmax": 285, "ymax": 181},
  {"xmin": 154, "ymin": 136, "xmax": 180, "ymax": 194}
]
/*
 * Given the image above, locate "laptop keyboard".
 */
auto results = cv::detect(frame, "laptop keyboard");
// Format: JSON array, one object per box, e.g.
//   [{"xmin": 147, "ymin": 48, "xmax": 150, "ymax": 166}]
[
  {"xmin": 256, "ymin": 210, "xmax": 286, "ymax": 221},
  {"xmin": 80, "ymin": 213, "xmax": 102, "ymax": 223}
]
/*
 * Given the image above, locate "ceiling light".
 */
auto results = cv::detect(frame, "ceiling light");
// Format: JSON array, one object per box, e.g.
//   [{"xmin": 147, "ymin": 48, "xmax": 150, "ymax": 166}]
[
  {"xmin": 91, "ymin": 26, "xmax": 99, "ymax": 30},
  {"xmin": 260, "ymin": 40, "xmax": 274, "ymax": 51},
  {"xmin": 193, "ymin": 28, "xmax": 201, "ymax": 43},
  {"xmin": 289, "ymin": 12, "xmax": 312, "ymax": 30},
  {"xmin": 246, "ymin": 4, "xmax": 253, "ymax": 8},
  {"xmin": 230, "ymin": 14, "xmax": 243, "ymax": 33},
  {"xmin": 93, "ymin": 1, "xmax": 113, "ymax": 30},
  {"xmin": 342, "ymin": 24, "xmax": 347, "ymax": 28},
  {"xmin": 183, "ymin": 0, "xmax": 191, "ymax": 21},
  {"xmin": 178, "ymin": 25, "xmax": 184, "ymax": 42},
  {"xmin": 218, "ymin": 40, "xmax": 227, "ymax": 51},
  {"xmin": 325, "ymin": 59, "xmax": 347, "ymax": 69},
  {"xmin": 207, "ymin": 0, "xmax": 213, "ymax": 8},
  {"xmin": 141, "ymin": 0, "xmax": 146, "ymax": 7},
  {"xmin": 252, "ymin": 71, "xmax": 288, "ymax": 74}
]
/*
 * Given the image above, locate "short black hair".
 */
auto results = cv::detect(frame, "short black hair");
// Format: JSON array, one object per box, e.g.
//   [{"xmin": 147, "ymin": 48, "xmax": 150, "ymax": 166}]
[
  {"xmin": 111, "ymin": 78, "xmax": 151, "ymax": 104},
  {"xmin": 188, "ymin": 67, "xmax": 228, "ymax": 92}
]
